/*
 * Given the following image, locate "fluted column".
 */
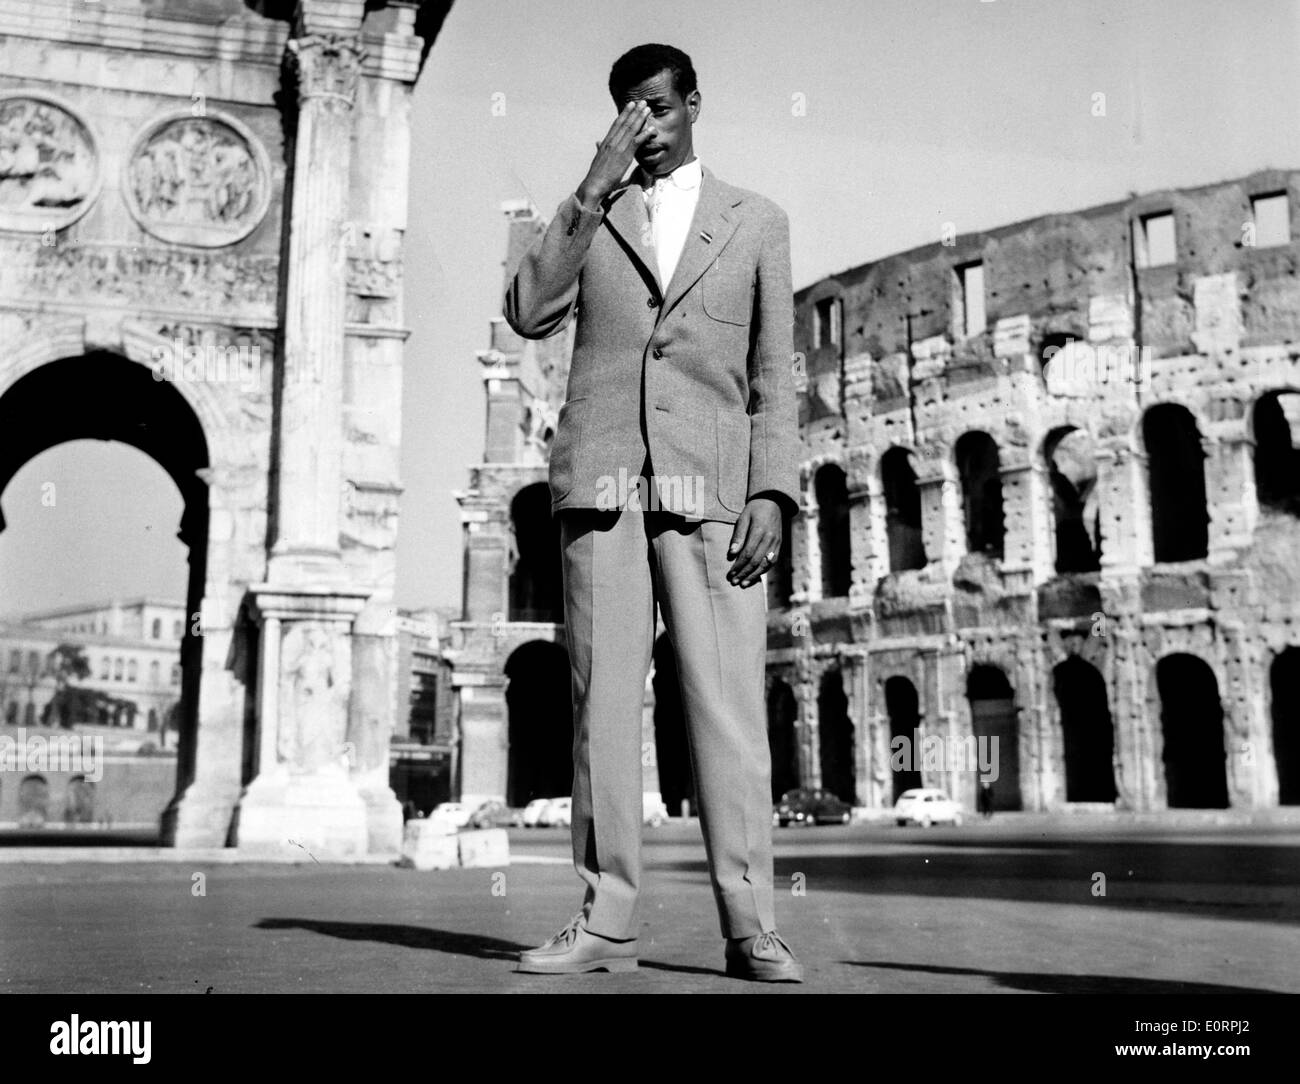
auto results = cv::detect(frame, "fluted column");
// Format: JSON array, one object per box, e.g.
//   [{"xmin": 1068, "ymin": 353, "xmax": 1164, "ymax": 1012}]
[{"xmin": 268, "ymin": 30, "xmax": 367, "ymax": 584}]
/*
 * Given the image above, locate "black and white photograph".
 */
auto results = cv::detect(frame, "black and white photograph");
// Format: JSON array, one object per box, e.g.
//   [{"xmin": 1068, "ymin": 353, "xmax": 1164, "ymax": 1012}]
[{"xmin": 0, "ymin": 0, "xmax": 1295, "ymax": 1060}]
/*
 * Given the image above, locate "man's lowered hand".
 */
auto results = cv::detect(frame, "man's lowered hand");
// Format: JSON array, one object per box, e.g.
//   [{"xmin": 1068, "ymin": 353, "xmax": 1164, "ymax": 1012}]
[{"xmin": 727, "ymin": 497, "xmax": 783, "ymax": 589}]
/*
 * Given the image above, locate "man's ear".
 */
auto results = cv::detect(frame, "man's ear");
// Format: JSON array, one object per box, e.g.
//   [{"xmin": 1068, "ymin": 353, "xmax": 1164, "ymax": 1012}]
[{"xmin": 688, "ymin": 90, "xmax": 701, "ymax": 122}]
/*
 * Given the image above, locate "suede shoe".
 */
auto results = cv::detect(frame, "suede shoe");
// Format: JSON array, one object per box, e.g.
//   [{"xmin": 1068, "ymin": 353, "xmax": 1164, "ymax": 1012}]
[
  {"xmin": 724, "ymin": 930, "xmax": 804, "ymax": 983},
  {"xmin": 515, "ymin": 913, "xmax": 639, "ymax": 975}
]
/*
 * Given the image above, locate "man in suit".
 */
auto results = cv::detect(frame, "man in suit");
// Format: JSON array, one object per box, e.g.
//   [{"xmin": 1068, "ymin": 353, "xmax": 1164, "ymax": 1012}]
[{"xmin": 504, "ymin": 43, "xmax": 803, "ymax": 982}]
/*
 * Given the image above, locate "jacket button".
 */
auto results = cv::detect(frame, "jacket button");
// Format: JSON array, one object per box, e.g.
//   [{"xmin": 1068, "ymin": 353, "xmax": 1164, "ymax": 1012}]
[
  {"xmin": 652, "ymin": 348, "xmax": 664, "ymax": 359},
  {"xmin": 647, "ymin": 296, "xmax": 658, "ymax": 308}
]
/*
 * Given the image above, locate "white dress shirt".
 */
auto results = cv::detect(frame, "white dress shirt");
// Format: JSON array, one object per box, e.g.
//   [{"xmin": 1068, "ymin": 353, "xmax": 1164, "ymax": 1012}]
[{"xmin": 639, "ymin": 156, "xmax": 702, "ymax": 292}]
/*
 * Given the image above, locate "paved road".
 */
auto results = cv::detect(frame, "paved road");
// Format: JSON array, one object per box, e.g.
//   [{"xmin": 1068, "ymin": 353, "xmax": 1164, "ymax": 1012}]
[{"xmin": 1, "ymin": 819, "xmax": 1296, "ymax": 994}]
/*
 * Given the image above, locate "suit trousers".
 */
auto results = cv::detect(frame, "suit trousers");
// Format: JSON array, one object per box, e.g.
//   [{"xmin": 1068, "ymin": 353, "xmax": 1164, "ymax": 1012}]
[{"xmin": 560, "ymin": 506, "xmax": 776, "ymax": 941}]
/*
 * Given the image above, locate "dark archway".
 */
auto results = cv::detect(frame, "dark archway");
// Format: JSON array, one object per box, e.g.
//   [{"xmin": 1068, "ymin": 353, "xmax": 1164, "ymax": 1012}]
[
  {"xmin": 817, "ymin": 667, "xmax": 856, "ymax": 804},
  {"xmin": 882, "ymin": 447, "xmax": 926, "ymax": 572},
  {"xmin": 1269, "ymin": 648, "xmax": 1300, "ymax": 804},
  {"xmin": 766, "ymin": 677, "xmax": 799, "ymax": 801},
  {"xmin": 967, "ymin": 664, "xmax": 1021, "ymax": 810},
  {"xmin": 1045, "ymin": 427, "xmax": 1101, "ymax": 573},
  {"xmin": 955, "ymin": 432, "xmax": 1005, "ymax": 559},
  {"xmin": 64, "ymin": 774, "xmax": 96, "ymax": 824},
  {"xmin": 1143, "ymin": 404, "xmax": 1208, "ymax": 562},
  {"xmin": 504, "ymin": 640, "xmax": 573, "ymax": 807},
  {"xmin": 0, "ymin": 353, "xmax": 210, "ymax": 840},
  {"xmin": 652, "ymin": 634, "xmax": 693, "ymax": 816},
  {"xmin": 814, "ymin": 464, "xmax": 851, "ymax": 598},
  {"xmin": 885, "ymin": 675, "xmax": 922, "ymax": 801},
  {"xmin": 1155, "ymin": 654, "xmax": 1228, "ymax": 809},
  {"xmin": 1053, "ymin": 657, "xmax": 1117, "ymax": 802},
  {"xmin": 508, "ymin": 483, "xmax": 563, "ymax": 622},
  {"xmin": 17, "ymin": 773, "xmax": 49, "ymax": 826},
  {"xmin": 1253, "ymin": 391, "xmax": 1300, "ymax": 514}
]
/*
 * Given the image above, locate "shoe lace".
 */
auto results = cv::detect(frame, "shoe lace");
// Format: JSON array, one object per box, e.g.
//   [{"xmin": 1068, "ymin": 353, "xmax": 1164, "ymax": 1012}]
[
  {"xmin": 753, "ymin": 930, "xmax": 790, "ymax": 957},
  {"xmin": 546, "ymin": 913, "xmax": 585, "ymax": 949}
]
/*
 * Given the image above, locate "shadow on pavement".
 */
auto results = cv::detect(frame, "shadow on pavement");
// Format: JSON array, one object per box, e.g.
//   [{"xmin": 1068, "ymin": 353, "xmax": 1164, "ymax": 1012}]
[
  {"xmin": 253, "ymin": 917, "xmax": 724, "ymax": 976},
  {"xmin": 844, "ymin": 961, "xmax": 1278, "ymax": 995},
  {"xmin": 256, "ymin": 918, "xmax": 523, "ymax": 961}
]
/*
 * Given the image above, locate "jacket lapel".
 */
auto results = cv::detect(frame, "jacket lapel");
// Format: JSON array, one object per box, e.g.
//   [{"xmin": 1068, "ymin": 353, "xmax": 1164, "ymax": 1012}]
[
  {"xmin": 603, "ymin": 180, "xmax": 661, "ymax": 293},
  {"xmin": 660, "ymin": 165, "xmax": 743, "ymax": 315}
]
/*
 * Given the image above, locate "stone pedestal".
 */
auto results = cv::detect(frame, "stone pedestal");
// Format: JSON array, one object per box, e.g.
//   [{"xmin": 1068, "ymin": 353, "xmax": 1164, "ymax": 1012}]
[
  {"xmin": 233, "ymin": 586, "xmax": 373, "ymax": 859},
  {"xmin": 236, "ymin": 765, "xmax": 369, "ymax": 860}
]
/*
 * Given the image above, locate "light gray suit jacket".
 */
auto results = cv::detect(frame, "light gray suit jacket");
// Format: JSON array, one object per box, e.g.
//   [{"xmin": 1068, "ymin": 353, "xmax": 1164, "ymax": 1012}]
[{"xmin": 504, "ymin": 165, "xmax": 800, "ymax": 524}]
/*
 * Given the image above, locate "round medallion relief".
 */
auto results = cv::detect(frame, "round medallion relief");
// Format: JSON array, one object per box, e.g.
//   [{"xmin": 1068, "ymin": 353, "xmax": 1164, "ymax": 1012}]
[
  {"xmin": 0, "ymin": 93, "xmax": 101, "ymax": 231},
  {"xmin": 125, "ymin": 112, "xmax": 271, "ymax": 246}
]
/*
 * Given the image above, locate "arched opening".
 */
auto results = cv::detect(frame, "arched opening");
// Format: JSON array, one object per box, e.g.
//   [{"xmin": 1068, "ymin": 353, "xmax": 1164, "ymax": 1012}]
[
  {"xmin": 1045, "ymin": 427, "xmax": 1101, "ymax": 573},
  {"xmin": 1155, "ymin": 654, "xmax": 1228, "ymax": 809},
  {"xmin": 1143, "ymin": 404, "xmax": 1208, "ymax": 561},
  {"xmin": 955, "ymin": 432, "xmax": 1005, "ymax": 559},
  {"xmin": 884, "ymin": 675, "xmax": 922, "ymax": 801},
  {"xmin": 652, "ymin": 633, "xmax": 693, "ymax": 816},
  {"xmin": 817, "ymin": 667, "xmax": 855, "ymax": 804},
  {"xmin": 508, "ymin": 483, "xmax": 563, "ymax": 622},
  {"xmin": 1052, "ymin": 657, "xmax": 1117, "ymax": 802},
  {"xmin": 1269, "ymin": 648, "xmax": 1300, "ymax": 804},
  {"xmin": 1038, "ymin": 331, "xmax": 1074, "ymax": 377},
  {"xmin": 882, "ymin": 447, "xmax": 926, "ymax": 572},
  {"xmin": 814, "ymin": 464, "xmax": 851, "ymax": 598},
  {"xmin": 967, "ymin": 664, "xmax": 1020, "ymax": 810},
  {"xmin": 17, "ymin": 774, "xmax": 49, "ymax": 827},
  {"xmin": 0, "ymin": 353, "xmax": 210, "ymax": 842},
  {"xmin": 1252, "ymin": 391, "xmax": 1300, "ymax": 514},
  {"xmin": 64, "ymin": 774, "xmax": 96, "ymax": 824},
  {"xmin": 766, "ymin": 677, "xmax": 799, "ymax": 801},
  {"xmin": 504, "ymin": 640, "xmax": 573, "ymax": 807}
]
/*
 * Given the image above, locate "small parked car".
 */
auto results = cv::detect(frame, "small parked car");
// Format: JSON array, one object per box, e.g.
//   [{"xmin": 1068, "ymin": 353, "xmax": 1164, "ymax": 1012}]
[
  {"xmin": 893, "ymin": 788, "xmax": 963, "ymax": 827},
  {"xmin": 773, "ymin": 788, "xmax": 852, "ymax": 827},
  {"xmin": 539, "ymin": 797, "xmax": 572, "ymax": 827},
  {"xmin": 468, "ymin": 799, "xmax": 517, "ymax": 829},
  {"xmin": 431, "ymin": 801, "xmax": 473, "ymax": 828},
  {"xmin": 520, "ymin": 798, "xmax": 552, "ymax": 827}
]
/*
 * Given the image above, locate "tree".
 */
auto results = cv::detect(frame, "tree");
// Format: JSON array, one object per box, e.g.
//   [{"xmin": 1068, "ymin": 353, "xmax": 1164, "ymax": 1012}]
[{"xmin": 40, "ymin": 644, "xmax": 93, "ymax": 728}]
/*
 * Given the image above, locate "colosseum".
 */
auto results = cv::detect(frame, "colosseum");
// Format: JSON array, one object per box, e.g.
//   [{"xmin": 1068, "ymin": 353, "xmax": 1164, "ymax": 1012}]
[{"xmin": 454, "ymin": 170, "xmax": 1300, "ymax": 818}]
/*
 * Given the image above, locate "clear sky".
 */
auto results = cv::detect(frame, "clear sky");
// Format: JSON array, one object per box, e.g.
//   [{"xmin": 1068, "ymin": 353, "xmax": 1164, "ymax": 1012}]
[{"xmin": 3, "ymin": 0, "xmax": 1300, "ymax": 618}]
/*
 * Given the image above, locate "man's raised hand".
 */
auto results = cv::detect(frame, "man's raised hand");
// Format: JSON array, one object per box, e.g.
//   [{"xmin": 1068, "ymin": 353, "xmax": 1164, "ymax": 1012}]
[{"xmin": 576, "ymin": 101, "xmax": 653, "ymax": 210}]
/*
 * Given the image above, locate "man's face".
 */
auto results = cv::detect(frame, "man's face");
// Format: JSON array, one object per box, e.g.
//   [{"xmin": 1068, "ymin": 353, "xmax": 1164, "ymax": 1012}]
[{"xmin": 616, "ymin": 69, "xmax": 700, "ymax": 176}]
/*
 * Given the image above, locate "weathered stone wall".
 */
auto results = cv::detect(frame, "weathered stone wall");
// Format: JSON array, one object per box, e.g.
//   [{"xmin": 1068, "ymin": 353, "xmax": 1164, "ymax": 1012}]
[{"xmin": 782, "ymin": 169, "xmax": 1300, "ymax": 813}]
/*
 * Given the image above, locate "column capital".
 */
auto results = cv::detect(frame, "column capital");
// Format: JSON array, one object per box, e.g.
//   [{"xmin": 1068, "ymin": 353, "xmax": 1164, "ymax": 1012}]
[{"xmin": 286, "ymin": 33, "xmax": 368, "ymax": 108}]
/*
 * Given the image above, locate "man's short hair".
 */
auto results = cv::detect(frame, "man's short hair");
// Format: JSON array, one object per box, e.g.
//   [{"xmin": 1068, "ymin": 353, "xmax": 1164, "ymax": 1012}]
[{"xmin": 608, "ymin": 44, "xmax": 697, "ymax": 104}]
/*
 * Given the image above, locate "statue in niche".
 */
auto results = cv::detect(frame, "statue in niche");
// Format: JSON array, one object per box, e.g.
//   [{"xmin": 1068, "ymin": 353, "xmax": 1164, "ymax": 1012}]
[{"xmin": 279, "ymin": 625, "xmax": 345, "ymax": 773}]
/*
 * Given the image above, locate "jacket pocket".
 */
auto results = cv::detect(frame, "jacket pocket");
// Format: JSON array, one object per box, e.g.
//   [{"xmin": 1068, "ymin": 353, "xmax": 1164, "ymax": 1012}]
[
  {"xmin": 701, "ymin": 259, "xmax": 753, "ymax": 326},
  {"xmin": 715, "ymin": 407, "xmax": 751, "ymax": 513},
  {"xmin": 548, "ymin": 397, "xmax": 588, "ymax": 500}
]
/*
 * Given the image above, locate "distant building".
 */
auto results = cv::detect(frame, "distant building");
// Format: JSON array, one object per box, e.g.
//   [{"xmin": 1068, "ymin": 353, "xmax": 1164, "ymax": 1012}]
[
  {"xmin": 0, "ymin": 598, "xmax": 185, "ymax": 738},
  {"xmin": 390, "ymin": 608, "xmax": 457, "ymax": 816}
]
